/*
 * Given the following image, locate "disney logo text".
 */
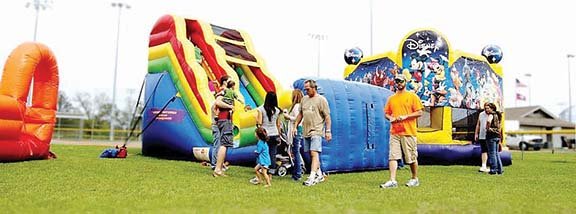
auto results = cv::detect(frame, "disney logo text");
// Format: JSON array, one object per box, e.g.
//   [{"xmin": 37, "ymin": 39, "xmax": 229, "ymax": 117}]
[{"xmin": 405, "ymin": 39, "xmax": 440, "ymax": 52}]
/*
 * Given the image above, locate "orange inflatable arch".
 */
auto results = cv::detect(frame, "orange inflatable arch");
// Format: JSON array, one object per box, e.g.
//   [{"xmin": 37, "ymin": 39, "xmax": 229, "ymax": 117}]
[{"xmin": 0, "ymin": 42, "xmax": 59, "ymax": 161}]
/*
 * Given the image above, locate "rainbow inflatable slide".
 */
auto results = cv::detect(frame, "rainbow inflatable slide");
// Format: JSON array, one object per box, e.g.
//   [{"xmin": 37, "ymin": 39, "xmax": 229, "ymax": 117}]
[{"xmin": 145, "ymin": 14, "xmax": 293, "ymax": 163}]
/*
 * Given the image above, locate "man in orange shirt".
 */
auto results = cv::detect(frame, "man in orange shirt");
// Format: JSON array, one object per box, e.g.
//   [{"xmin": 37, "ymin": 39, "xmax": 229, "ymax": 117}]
[{"xmin": 381, "ymin": 74, "xmax": 423, "ymax": 188}]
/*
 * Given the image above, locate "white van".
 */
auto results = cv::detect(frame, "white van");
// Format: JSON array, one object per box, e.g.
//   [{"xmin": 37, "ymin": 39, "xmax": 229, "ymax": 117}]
[{"xmin": 505, "ymin": 134, "xmax": 545, "ymax": 151}]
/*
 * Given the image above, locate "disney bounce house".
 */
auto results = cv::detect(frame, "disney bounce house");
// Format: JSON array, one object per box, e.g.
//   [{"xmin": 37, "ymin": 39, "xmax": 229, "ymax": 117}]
[
  {"xmin": 144, "ymin": 15, "xmax": 395, "ymax": 173},
  {"xmin": 343, "ymin": 29, "xmax": 511, "ymax": 165},
  {"xmin": 0, "ymin": 42, "xmax": 59, "ymax": 162}
]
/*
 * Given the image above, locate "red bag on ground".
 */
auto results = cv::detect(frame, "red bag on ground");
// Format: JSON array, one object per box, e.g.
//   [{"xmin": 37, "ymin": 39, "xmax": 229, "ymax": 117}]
[{"xmin": 116, "ymin": 146, "xmax": 128, "ymax": 158}]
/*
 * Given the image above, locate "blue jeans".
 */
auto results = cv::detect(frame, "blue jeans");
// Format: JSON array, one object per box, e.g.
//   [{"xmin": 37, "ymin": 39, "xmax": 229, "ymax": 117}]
[
  {"xmin": 267, "ymin": 135, "xmax": 280, "ymax": 169},
  {"xmin": 210, "ymin": 124, "xmax": 221, "ymax": 168},
  {"xmin": 487, "ymin": 137, "xmax": 503, "ymax": 174},
  {"xmin": 291, "ymin": 135, "xmax": 303, "ymax": 180}
]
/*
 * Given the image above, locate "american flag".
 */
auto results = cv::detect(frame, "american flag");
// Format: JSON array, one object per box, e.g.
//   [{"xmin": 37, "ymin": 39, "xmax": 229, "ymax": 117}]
[
  {"xmin": 515, "ymin": 78, "xmax": 527, "ymax": 87},
  {"xmin": 516, "ymin": 93, "xmax": 526, "ymax": 101}
]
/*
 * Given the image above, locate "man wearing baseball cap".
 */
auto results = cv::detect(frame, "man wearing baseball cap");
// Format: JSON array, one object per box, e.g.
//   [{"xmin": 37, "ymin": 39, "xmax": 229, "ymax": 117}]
[{"xmin": 381, "ymin": 73, "xmax": 424, "ymax": 189}]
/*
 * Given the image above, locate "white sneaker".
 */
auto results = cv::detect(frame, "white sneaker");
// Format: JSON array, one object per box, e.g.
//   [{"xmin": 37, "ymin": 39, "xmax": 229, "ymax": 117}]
[
  {"xmin": 303, "ymin": 176, "xmax": 317, "ymax": 186},
  {"xmin": 405, "ymin": 178, "xmax": 419, "ymax": 187},
  {"xmin": 478, "ymin": 167, "xmax": 489, "ymax": 173},
  {"xmin": 249, "ymin": 177, "xmax": 260, "ymax": 185},
  {"xmin": 380, "ymin": 180, "xmax": 398, "ymax": 189},
  {"xmin": 314, "ymin": 173, "xmax": 326, "ymax": 183}
]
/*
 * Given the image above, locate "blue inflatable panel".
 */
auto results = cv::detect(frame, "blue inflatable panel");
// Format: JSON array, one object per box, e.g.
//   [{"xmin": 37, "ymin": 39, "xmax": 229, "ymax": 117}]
[
  {"xmin": 418, "ymin": 144, "xmax": 512, "ymax": 166},
  {"xmin": 142, "ymin": 73, "xmax": 263, "ymax": 165},
  {"xmin": 293, "ymin": 78, "xmax": 394, "ymax": 173},
  {"xmin": 142, "ymin": 73, "xmax": 205, "ymax": 158}
]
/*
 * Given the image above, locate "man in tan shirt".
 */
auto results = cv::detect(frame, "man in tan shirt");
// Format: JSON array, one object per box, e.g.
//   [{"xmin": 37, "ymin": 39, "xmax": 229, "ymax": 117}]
[{"xmin": 294, "ymin": 79, "xmax": 332, "ymax": 186}]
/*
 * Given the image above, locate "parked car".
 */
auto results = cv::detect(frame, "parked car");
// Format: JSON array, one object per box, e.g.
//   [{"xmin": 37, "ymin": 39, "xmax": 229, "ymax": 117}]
[{"xmin": 505, "ymin": 134, "xmax": 545, "ymax": 151}]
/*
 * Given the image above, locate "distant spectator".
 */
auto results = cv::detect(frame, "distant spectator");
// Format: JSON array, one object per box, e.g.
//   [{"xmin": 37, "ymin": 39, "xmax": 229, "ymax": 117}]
[
  {"xmin": 485, "ymin": 102, "xmax": 503, "ymax": 175},
  {"xmin": 475, "ymin": 103, "xmax": 491, "ymax": 173}
]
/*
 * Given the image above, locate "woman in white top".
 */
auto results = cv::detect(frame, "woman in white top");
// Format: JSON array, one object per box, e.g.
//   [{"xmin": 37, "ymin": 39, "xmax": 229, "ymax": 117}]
[
  {"xmin": 257, "ymin": 92, "xmax": 282, "ymax": 171},
  {"xmin": 283, "ymin": 89, "xmax": 304, "ymax": 181}
]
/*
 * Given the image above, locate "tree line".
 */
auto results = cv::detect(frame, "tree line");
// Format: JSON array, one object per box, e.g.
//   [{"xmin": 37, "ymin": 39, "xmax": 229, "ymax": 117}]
[{"xmin": 57, "ymin": 90, "xmax": 142, "ymax": 135}]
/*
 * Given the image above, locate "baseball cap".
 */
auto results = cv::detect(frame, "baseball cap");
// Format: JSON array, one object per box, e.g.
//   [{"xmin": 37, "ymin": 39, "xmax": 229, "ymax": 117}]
[{"xmin": 394, "ymin": 74, "xmax": 406, "ymax": 82}]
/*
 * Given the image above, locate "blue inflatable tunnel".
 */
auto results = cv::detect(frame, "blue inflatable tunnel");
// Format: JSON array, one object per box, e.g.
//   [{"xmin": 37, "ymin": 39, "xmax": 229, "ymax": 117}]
[{"xmin": 293, "ymin": 78, "xmax": 394, "ymax": 173}]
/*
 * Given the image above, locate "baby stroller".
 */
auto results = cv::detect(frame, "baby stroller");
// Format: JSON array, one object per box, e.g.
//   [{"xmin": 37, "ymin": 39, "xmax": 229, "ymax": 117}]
[{"xmin": 272, "ymin": 123, "xmax": 306, "ymax": 177}]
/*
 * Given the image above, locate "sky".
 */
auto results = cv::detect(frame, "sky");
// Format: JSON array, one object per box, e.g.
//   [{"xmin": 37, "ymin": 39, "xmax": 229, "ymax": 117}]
[{"xmin": 1, "ymin": 0, "xmax": 575, "ymax": 117}]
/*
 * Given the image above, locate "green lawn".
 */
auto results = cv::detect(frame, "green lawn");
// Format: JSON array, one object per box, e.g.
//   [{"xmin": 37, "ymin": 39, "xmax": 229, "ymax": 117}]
[{"xmin": 1, "ymin": 145, "xmax": 575, "ymax": 213}]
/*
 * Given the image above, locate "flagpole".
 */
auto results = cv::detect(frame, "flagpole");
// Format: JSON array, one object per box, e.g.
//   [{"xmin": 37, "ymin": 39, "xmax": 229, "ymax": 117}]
[
  {"xmin": 525, "ymin": 73, "xmax": 532, "ymax": 106},
  {"xmin": 515, "ymin": 78, "xmax": 529, "ymax": 106},
  {"xmin": 515, "ymin": 78, "xmax": 518, "ymax": 107},
  {"xmin": 568, "ymin": 54, "xmax": 574, "ymax": 124}
]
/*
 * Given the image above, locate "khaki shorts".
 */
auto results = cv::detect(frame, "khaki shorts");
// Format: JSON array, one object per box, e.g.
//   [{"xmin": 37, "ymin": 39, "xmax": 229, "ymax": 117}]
[{"xmin": 389, "ymin": 135, "xmax": 418, "ymax": 164}]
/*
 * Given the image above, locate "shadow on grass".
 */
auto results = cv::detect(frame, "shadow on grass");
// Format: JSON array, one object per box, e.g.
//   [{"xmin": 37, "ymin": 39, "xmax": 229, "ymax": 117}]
[{"xmin": 549, "ymin": 160, "xmax": 574, "ymax": 164}]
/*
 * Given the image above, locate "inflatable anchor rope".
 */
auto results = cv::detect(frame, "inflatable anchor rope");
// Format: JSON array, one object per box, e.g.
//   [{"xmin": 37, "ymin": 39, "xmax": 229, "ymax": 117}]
[
  {"xmin": 126, "ymin": 77, "xmax": 147, "ymax": 134},
  {"xmin": 125, "ymin": 73, "xmax": 166, "ymax": 136},
  {"xmin": 123, "ymin": 73, "xmax": 169, "ymax": 147},
  {"xmin": 124, "ymin": 93, "xmax": 176, "ymax": 147},
  {"xmin": 138, "ymin": 73, "xmax": 166, "ymax": 122}
]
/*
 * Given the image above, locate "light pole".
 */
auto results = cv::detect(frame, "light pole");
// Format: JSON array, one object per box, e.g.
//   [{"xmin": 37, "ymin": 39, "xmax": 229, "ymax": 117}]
[
  {"xmin": 25, "ymin": 0, "xmax": 51, "ymax": 41},
  {"xmin": 524, "ymin": 73, "xmax": 532, "ymax": 106},
  {"xmin": 308, "ymin": 33, "xmax": 327, "ymax": 77},
  {"xmin": 567, "ymin": 54, "xmax": 574, "ymax": 123},
  {"xmin": 110, "ymin": 2, "xmax": 130, "ymax": 141},
  {"xmin": 25, "ymin": 0, "xmax": 51, "ymax": 106}
]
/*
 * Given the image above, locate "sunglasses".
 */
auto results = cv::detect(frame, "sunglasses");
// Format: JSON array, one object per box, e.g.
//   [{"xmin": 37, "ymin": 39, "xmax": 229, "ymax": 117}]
[{"xmin": 394, "ymin": 79, "xmax": 405, "ymax": 83}]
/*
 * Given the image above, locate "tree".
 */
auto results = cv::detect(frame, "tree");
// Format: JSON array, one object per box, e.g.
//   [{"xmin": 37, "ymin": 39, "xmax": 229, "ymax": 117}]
[
  {"xmin": 74, "ymin": 92, "xmax": 95, "ymax": 119},
  {"xmin": 114, "ymin": 89, "xmax": 145, "ymax": 140},
  {"xmin": 58, "ymin": 91, "xmax": 77, "ymax": 113},
  {"xmin": 56, "ymin": 91, "xmax": 82, "ymax": 133},
  {"xmin": 71, "ymin": 90, "xmax": 142, "ymax": 140},
  {"xmin": 74, "ymin": 92, "xmax": 112, "ymax": 129}
]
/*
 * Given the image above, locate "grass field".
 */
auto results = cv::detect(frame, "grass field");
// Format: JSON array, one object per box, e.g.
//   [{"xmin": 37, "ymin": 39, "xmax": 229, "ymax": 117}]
[{"xmin": 1, "ymin": 145, "xmax": 575, "ymax": 213}]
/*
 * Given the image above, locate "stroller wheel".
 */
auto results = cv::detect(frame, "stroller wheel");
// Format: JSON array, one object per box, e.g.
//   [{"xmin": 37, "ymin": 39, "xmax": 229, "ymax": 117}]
[{"xmin": 277, "ymin": 166, "xmax": 288, "ymax": 177}]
